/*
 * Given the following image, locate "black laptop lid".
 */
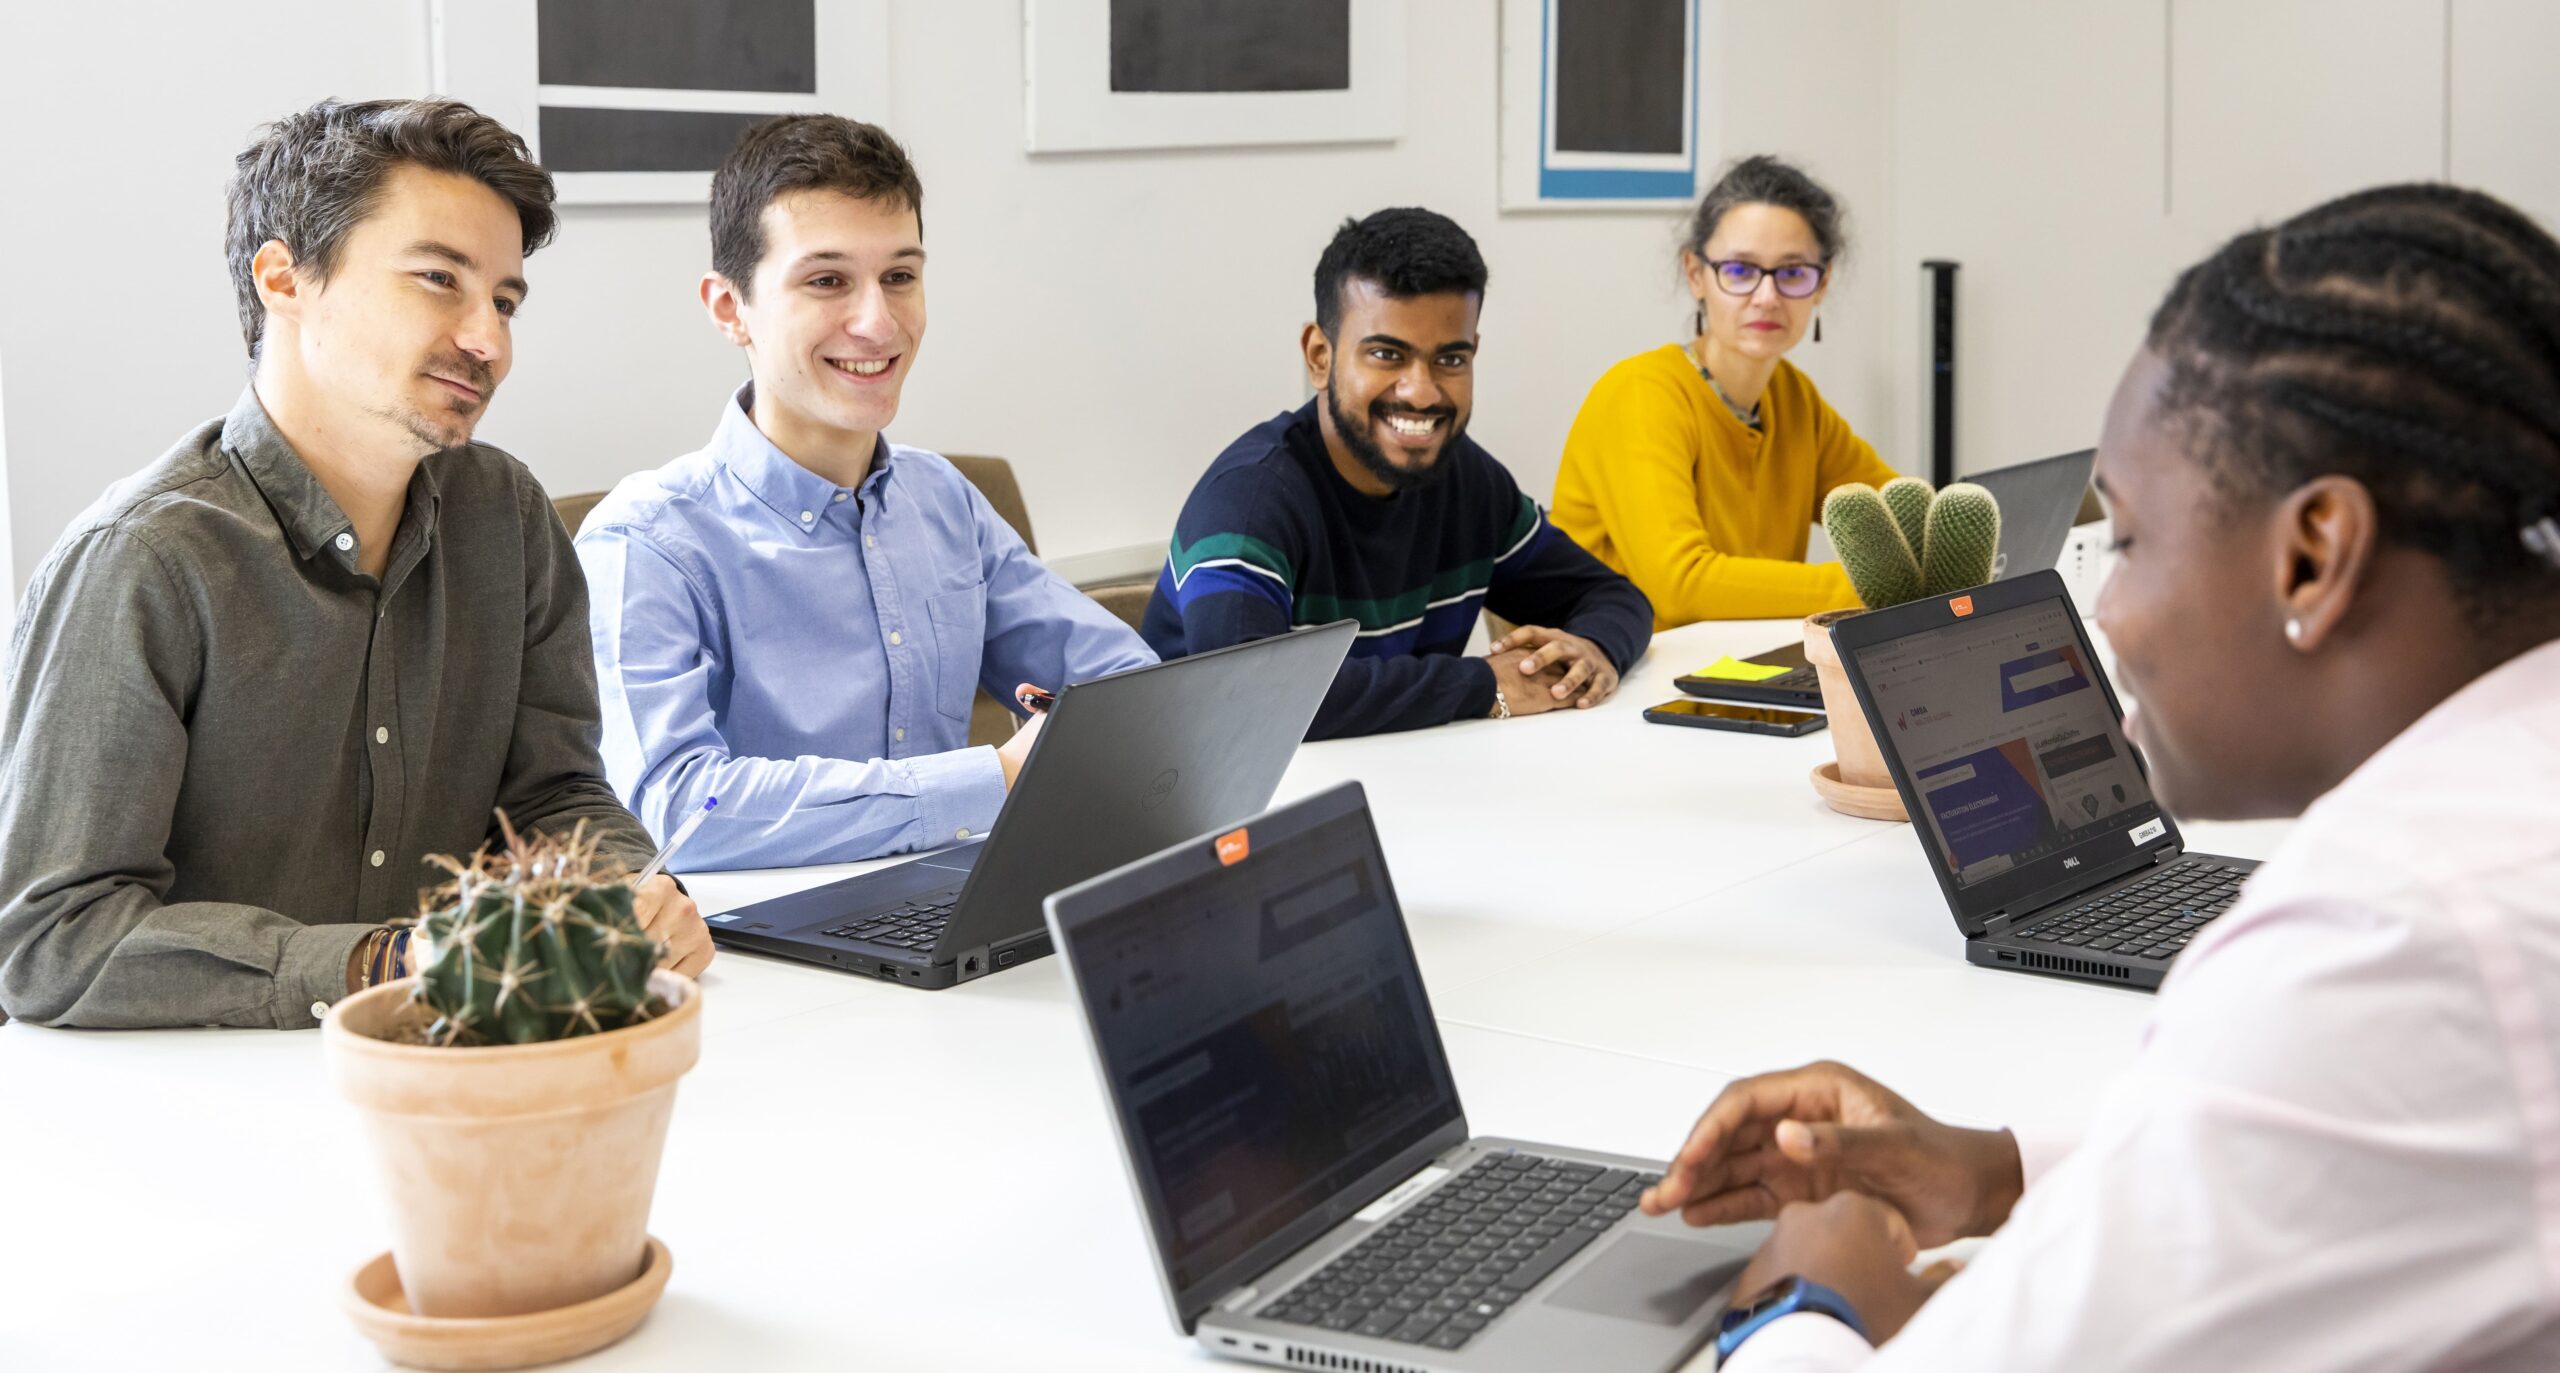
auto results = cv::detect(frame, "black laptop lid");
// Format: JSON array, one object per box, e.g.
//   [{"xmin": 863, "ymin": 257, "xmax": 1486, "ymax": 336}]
[
  {"xmin": 937, "ymin": 620, "xmax": 1356, "ymax": 964},
  {"xmin": 1829, "ymin": 571, "xmax": 2180, "ymax": 934},
  {"xmin": 1046, "ymin": 782, "xmax": 1467, "ymax": 1332},
  {"xmin": 1970, "ymin": 448, "xmax": 2095, "ymax": 580}
]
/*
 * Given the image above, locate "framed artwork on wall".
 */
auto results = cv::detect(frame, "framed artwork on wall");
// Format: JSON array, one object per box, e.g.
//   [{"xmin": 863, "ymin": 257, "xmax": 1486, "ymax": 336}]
[
  {"xmin": 1023, "ymin": 0, "xmax": 1406, "ymax": 154},
  {"xmin": 431, "ymin": 0, "xmax": 889, "ymax": 205},
  {"xmin": 1500, "ymin": 0, "xmax": 1713, "ymax": 211}
]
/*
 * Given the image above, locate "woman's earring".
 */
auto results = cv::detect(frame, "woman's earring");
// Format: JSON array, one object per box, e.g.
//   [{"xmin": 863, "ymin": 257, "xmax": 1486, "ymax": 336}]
[
  {"xmin": 1814, "ymin": 314, "xmax": 1824, "ymax": 344},
  {"xmin": 1692, "ymin": 301, "xmax": 1704, "ymax": 337},
  {"xmin": 2285, "ymin": 618, "xmax": 2306, "ymax": 647}
]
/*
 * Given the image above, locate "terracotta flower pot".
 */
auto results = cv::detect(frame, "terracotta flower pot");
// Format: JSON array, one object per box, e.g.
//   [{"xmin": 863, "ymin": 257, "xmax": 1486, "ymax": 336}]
[
  {"xmin": 324, "ymin": 970, "xmax": 701, "ymax": 1321},
  {"xmin": 1804, "ymin": 610, "xmax": 1908, "ymax": 822}
]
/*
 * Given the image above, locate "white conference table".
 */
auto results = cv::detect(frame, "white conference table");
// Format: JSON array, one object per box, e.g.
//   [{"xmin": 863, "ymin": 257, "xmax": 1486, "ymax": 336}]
[{"xmin": 0, "ymin": 620, "xmax": 2291, "ymax": 1371}]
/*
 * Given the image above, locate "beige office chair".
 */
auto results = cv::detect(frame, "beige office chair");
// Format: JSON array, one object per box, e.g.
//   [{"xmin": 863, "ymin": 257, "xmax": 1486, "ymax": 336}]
[
  {"xmin": 945, "ymin": 455, "xmax": 1049, "ymax": 748},
  {"xmin": 551, "ymin": 490, "xmax": 608, "ymax": 538}
]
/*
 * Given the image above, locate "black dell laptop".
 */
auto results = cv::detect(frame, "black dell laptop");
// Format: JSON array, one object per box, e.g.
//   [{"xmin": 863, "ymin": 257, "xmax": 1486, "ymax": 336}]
[
  {"xmin": 1046, "ymin": 782, "xmax": 1762, "ymax": 1371},
  {"xmin": 703, "ymin": 620, "xmax": 1355, "ymax": 988},
  {"xmin": 1678, "ymin": 448, "xmax": 2097, "ymax": 709},
  {"xmin": 1828, "ymin": 570, "xmax": 2257, "ymax": 991}
]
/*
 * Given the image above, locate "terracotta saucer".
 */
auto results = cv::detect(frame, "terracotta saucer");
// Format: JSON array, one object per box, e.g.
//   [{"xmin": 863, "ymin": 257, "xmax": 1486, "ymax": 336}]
[
  {"xmin": 1812, "ymin": 761, "xmax": 1908, "ymax": 823},
  {"xmin": 344, "ymin": 1236, "xmax": 671, "ymax": 1371}
]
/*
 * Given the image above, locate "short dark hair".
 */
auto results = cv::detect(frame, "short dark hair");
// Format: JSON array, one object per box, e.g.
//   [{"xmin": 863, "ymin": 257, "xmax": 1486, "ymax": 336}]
[
  {"xmin": 226, "ymin": 98, "xmax": 556, "ymax": 361},
  {"xmin": 1684, "ymin": 155, "xmax": 1847, "ymax": 266},
  {"xmin": 1314, "ymin": 208, "xmax": 1489, "ymax": 340},
  {"xmin": 2146, "ymin": 182, "xmax": 2560, "ymax": 633},
  {"xmin": 709, "ymin": 114, "xmax": 923, "ymax": 299}
]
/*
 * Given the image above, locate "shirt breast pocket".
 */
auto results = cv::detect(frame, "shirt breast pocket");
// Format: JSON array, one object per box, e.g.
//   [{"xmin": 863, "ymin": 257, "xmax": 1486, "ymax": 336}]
[{"xmin": 924, "ymin": 584, "xmax": 989, "ymax": 722}]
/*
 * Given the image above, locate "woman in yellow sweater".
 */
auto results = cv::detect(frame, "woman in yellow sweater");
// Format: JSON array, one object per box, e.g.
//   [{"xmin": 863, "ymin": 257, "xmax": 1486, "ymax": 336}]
[{"xmin": 1553, "ymin": 156, "xmax": 1897, "ymax": 626}]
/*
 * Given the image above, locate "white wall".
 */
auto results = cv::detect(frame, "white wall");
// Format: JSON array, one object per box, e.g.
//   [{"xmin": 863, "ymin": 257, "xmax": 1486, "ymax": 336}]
[
  {"xmin": 1883, "ymin": 0, "xmax": 2559, "ymax": 482},
  {"xmin": 0, "ymin": 0, "xmax": 426, "ymax": 590},
  {"xmin": 0, "ymin": 0, "xmax": 1896, "ymax": 593},
  {"xmin": 11, "ymin": 1, "xmax": 2545, "ymax": 597}
]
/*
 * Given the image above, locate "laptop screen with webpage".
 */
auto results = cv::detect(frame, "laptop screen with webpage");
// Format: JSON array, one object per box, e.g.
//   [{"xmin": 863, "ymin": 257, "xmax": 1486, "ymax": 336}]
[
  {"xmin": 1060, "ymin": 798, "xmax": 1461, "ymax": 1303},
  {"xmin": 1853, "ymin": 593, "xmax": 2164, "ymax": 889}
]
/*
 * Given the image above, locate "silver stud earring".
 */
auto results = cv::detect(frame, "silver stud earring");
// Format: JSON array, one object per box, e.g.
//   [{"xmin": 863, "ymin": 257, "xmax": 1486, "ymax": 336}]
[{"xmin": 2285, "ymin": 618, "xmax": 2306, "ymax": 646}]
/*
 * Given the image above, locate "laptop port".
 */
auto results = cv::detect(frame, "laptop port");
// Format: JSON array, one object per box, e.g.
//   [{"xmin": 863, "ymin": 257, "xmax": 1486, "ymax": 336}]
[
  {"xmin": 961, "ymin": 954, "xmax": 982, "ymax": 976},
  {"xmin": 875, "ymin": 963, "xmax": 902, "ymax": 981},
  {"xmin": 996, "ymin": 948, "xmax": 1019, "ymax": 968}
]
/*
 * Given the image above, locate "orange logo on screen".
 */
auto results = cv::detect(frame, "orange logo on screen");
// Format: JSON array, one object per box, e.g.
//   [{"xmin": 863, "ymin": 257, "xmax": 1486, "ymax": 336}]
[
  {"xmin": 1215, "ymin": 828, "xmax": 1251, "ymax": 866},
  {"xmin": 1950, "ymin": 595, "xmax": 1976, "ymax": 617}
]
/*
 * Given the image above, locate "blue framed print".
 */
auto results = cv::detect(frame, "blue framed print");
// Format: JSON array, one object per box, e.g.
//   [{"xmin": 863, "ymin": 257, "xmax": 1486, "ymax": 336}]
[{"xmin": 1500, "ymin": 0, "xmax": 1710, "ymax": 211}]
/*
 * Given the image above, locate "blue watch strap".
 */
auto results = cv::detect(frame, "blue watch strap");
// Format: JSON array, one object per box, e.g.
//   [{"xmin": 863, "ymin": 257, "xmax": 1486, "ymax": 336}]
[{"xmin": 1714, "ymin": 1275, "xmax": 1871, "ymax": 1366}]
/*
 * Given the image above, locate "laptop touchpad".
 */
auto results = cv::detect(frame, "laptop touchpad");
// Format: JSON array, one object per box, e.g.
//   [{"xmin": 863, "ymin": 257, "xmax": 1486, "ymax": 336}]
[{"xmin": 1540, "ymin": 1234, "xmax": 1750, "ymax": 1327}]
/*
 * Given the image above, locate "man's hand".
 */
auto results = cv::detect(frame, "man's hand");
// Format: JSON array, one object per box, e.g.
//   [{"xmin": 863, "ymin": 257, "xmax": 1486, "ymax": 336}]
[
  {"xmin": 1485, "ymin": 649, "xmax": 1567, "ymax": 718},
  {"xmin": 1730, "ymin": 1193, "xmax": 1939, "ymax": 1346},
  {"xmin": 1491, "ymin": 625, "xmax": 1620, "ymax": 708},
  {"xmin": 1641, "ymin": 1061, "xmax": 2023, "ymax": 1249},
  {"xmin": 634, "ymin": 873, "xmax": 713, "ymax": 978},
  {"xmin": 997, "ymin": 684, "xmax": 1050, "ymax": 789}
]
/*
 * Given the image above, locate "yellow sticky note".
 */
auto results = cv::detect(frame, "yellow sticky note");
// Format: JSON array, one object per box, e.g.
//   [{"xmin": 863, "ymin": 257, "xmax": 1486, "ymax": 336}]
[{"xmin": 1693, "ymin": 655, "xmax": 1791, "ymax": 683}]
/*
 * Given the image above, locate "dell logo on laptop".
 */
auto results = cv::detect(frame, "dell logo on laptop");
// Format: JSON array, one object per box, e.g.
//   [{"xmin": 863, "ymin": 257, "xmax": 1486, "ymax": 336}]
[{"xmin": 2063, "ymin": 857, "xmax": 2081, "ymax": 870}]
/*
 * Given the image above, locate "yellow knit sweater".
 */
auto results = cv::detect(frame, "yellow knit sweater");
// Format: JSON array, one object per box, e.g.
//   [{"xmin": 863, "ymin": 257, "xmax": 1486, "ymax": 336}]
[{"xmin": 1552, "ymin": 344, "xmax": 1898, "ymax": 627}]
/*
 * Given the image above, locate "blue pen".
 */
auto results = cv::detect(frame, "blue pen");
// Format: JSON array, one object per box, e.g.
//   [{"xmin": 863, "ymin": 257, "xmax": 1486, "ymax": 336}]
[{"xmin": 633, "ymin": 797, "xmax": 717, "ymax": 887}]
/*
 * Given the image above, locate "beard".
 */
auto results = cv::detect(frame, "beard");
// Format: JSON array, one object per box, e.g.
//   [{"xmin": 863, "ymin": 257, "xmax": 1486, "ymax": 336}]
[
  {"xmin": 381, "ymin": 350, "xmax": 497, "ymax": 453},
  {"xmin": 1326, "ymin": 380, "xmax": 1464, "ymax": 494}
]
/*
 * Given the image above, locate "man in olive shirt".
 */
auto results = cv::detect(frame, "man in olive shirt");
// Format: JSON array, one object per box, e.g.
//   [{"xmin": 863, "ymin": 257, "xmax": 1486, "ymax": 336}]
[{"xmin": 0, "ymin": 98, "xmax": 708, "ymax": 1030}]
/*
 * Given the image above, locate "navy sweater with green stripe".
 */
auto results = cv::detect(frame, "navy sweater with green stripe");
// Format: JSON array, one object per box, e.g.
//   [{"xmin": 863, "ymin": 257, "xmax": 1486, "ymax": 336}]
[{"xmin": 1142, "ymin": 401, "xmax": 1653, "ymax": 739}]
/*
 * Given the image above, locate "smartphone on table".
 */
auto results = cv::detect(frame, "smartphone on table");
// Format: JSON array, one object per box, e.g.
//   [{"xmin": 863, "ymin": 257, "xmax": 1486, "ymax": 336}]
[{"xmin": 1641, "ymin": 699, "xmax": 1827, "ymax": 737}]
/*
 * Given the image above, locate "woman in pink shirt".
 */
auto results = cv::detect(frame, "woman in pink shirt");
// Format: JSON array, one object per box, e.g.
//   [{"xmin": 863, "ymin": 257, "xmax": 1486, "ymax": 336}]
[{"xmin": 1654, "ymin": 183, "xmax": 2560, "ymax": 1370}]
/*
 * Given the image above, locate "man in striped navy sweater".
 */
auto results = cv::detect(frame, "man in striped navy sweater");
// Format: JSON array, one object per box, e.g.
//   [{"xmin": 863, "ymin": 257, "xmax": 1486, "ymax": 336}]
[{"xmin": 1142, "ymin": 209, "xmax": 1652, "ymax": 739}]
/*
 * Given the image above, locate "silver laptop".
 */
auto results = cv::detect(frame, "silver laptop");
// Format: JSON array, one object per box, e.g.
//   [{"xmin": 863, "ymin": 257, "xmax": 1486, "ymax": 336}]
[
  {"xmin": 1045, "ymin": 782, "xmax": 1764, "ymax": 1372},
  {"xmin": 1971, "ymin": 448, "xmax": 2097, "ymax": 580}
]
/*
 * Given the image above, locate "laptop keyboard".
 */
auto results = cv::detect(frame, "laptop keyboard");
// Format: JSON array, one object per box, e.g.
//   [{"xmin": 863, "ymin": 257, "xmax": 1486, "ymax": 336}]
[
  {"xmin": 2013, "ymin": 858, "xmax": 2248, "ymax": 960},
  {"xmin": 1256, "ymin": 1152, "xmax": 1656, "ymax": 1353},
  {"xmin": 818, "ymin": 891, "xmax": 961, "ymax": 952}
]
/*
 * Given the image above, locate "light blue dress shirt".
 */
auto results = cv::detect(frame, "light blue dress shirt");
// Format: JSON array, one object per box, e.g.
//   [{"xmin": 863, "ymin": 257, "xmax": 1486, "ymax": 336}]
[{"xmin": 575, "ymin": 386, "xmax": 1155, "ymax": 869}]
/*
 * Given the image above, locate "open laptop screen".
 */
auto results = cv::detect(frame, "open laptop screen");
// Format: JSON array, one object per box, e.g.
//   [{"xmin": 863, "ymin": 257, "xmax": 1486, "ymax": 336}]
[
  {"xmin": 1064, "ymin": 801, "xmax": 1461, "ymax": 1295},
  {"xmin": 1854, "ymin": 594, "xmax": 2161, "ymax": 888}
]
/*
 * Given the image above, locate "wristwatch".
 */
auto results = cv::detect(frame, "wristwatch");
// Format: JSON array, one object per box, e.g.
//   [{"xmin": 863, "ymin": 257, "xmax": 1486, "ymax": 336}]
[{"xmin": 1714, "ymin": 1275, "xmax": 1869, "ymax": 1366}]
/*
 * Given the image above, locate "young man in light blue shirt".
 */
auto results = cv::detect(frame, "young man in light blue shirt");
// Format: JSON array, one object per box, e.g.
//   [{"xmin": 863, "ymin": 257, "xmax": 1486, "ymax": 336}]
[{"xmin": 576, "ymin": 116, "xmax": 1152, "ymax": 869}]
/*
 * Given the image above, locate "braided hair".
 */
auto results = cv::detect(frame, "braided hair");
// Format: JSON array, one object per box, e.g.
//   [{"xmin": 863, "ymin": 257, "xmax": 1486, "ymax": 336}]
[{"xmin": 2146, "ymin": 184, "xmax": 2560, "ymax": 634}]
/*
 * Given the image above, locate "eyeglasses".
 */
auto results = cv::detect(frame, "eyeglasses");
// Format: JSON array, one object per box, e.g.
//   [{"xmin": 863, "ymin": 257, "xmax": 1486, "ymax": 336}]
[{"xmin": 1704, "ymin": 258, "xmax": 1827, "ymax": 299}]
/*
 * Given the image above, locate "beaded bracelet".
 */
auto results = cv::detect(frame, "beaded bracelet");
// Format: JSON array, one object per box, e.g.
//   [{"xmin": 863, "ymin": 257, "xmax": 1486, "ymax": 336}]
[{"xmin": 365, "ymin": 928, "xmax": 411, "ymax": 987}]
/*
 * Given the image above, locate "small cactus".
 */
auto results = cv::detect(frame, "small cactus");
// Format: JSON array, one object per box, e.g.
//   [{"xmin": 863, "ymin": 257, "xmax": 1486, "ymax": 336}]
[
  {"xmin": 1882, "ymin": 477, "xmax": 1933, "ymax": 562},
  {"xmin": 1825, "ymin": 482, "xmax": 1922, "ymax": 609},
  {"xmin": 407, "ymin": 813, "xmax": 667, "ymax": 1047},
  {"xmin": 1921, "ymin": 482, "xmax": 2002, "ymax": 595},
  {"xmin": 1825, "ymin": 479, "xmax": 2003, "ymax": 610}
]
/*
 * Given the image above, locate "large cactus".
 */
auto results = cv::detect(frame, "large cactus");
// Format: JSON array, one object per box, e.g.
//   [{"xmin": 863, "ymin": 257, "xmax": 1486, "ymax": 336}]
[
  {"xmin": 1824, "ymin": 479, "xmax": 2003, "ymax": 610},
  {"xmin": 408, "ymin": 814, "xmax": 668, "ymax": 1047}
]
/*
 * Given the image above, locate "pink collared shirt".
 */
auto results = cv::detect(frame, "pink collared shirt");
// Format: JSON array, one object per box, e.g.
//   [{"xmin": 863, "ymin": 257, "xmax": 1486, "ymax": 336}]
[{"xmin": 1733, "ymin": 638, "xmax": 2560, "ymax": 1370}]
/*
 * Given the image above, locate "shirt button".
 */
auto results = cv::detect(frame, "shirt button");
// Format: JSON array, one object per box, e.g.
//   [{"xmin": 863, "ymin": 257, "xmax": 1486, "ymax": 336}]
[
  {"xmin": 374, "ymin": 727, "xmax": 389, "ymax": 744},
  {"xmin": 799, "ymin": 510, "xmax": 815, "ymax": 525},
  {"xmin": 311, "ymin": 1000, "xmax": 330, "ymax": 1019},
  {"xmin": 834, "ymin": 492, "xmax": 848, "ymax": 503},
  {"xmin": 334, "ymin": 533, "xmax": 354, "ymax": 552},
  {"xmin": 956, "ymin": 828, "xmax": 971, "ymax": 840},
  {"xmin": 889, "ymin": 630, "xmax": 903, "ymax": 646},
  {"xmin": 894, "ymin": 727, "xmax": 905, "ymax": 742},
  {"xmin": 865, "ymin": 535, "xmax": 876, "ymax": 548},
  {"xmin": 369, "ymin": 850, "xmax": 386, "ymax": 867}
]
